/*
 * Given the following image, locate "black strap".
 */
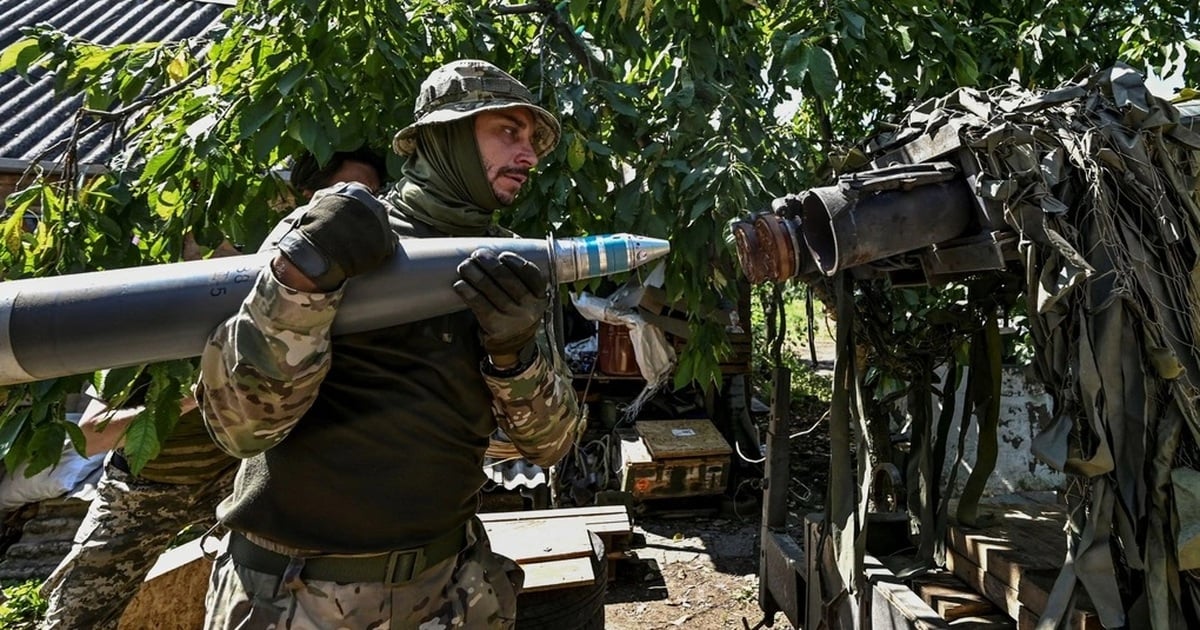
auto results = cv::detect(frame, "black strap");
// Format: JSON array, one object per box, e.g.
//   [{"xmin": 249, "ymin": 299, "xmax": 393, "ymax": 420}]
[{"xmin": 228, "ymin": 523, "xmax": 467, "ymax": 586}]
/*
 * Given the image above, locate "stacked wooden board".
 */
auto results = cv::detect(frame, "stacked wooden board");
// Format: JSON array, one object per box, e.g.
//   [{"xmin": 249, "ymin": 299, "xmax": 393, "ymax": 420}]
[
  {"xmin": 945, "ymin": 500, "xmax": 1100, "ymax": 629},
  {"xmin": 801, "ymin": 495, "xmax": 1101, "ymax": 629},
  {"xmin": 479, "ymin": 504, "xmax": 633, "ymax": 592}
]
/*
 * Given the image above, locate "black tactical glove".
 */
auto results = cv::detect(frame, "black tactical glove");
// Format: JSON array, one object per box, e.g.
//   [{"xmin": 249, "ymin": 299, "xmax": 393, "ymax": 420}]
[
  {"xmin": 277, "ymin": 182, "xmax": 395, "ymax": 291},
  {"xmin": 454, "ymin": 249, "xmax": 549, "ymax": 356}
]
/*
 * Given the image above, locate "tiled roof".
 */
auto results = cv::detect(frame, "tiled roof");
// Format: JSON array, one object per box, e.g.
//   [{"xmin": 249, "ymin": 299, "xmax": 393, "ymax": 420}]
[{"xmin": 0, "ymin": 0, "xmax": 228, "ymax": 172}]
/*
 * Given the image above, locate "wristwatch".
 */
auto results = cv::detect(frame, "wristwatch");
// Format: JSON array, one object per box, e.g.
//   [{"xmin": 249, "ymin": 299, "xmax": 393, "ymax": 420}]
[{"xmin": 484, "ymin": 342, "xmax": 538, "ymax": 377}]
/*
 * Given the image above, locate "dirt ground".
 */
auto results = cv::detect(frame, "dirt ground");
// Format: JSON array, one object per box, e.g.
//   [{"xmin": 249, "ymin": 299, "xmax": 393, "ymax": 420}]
[
  {"xmin": 603, "ymin": 393, "xmax": 831, "ymax": 629},
  {"xmin": 603, "ymin": 515, "xmax": 786, "ymax": 630}
]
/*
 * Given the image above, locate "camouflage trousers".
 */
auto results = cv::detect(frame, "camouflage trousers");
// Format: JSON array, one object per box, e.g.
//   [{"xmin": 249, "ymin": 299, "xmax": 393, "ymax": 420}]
[
  {"xmin": 204, "ymin": 517, "xmax": 523, "ymax": 630},
  {"xmin": 39, "ymin": 453, "xmax": 236, "ymax": 630}
]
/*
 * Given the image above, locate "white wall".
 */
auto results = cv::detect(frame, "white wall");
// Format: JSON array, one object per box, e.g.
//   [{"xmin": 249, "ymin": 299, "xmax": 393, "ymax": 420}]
[{"xmin": 931, "ymin": 365, "xmax": 1066, "ymax": 496}]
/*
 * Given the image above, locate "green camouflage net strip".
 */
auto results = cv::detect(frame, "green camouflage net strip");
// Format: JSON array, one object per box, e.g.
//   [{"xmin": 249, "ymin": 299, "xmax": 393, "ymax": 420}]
[{"xmin": 838, "ymin": 64, "xmax": 1200, "ymax": 628}]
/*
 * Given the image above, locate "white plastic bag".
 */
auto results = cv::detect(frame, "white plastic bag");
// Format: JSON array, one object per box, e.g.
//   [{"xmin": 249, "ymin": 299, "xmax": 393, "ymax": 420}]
[{"xmin": 0, "ymin": 413, "xmax": 106, "ymax": 511}]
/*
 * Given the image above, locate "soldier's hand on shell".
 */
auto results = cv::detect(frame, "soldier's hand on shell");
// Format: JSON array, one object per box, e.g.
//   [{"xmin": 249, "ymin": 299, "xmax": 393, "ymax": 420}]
[
  {"xmin": 454, "ymin": 248, "xmax": 548, "ymax": 357},
  {"xmin": 277, "ymin": 182, "xmax": 395, "ymax": 291}
]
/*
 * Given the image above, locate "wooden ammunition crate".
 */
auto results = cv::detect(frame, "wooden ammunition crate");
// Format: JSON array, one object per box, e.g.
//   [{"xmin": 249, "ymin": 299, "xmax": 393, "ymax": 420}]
[
  {"xmin": 616, "ymin": 419, "xmax": 732, "ymax": 499},
  {"xmin": 480, "ymin": 505, "xmax": 633, "ymax": 590}
]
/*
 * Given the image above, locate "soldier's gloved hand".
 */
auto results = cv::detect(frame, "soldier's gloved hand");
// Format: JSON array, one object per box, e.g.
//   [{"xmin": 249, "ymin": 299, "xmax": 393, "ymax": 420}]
[
  {"xmin": 454, "ymin": 249, "xmax": 549, "ymax": 357},
  {"xmin": 277, "ymin": 182, "xmax": 395, "ymax": 291}
]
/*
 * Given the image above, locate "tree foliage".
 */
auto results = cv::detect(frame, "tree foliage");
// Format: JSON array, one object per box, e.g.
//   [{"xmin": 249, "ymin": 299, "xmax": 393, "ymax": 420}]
[{"xmin": 0, "ymin": 0, "xmax": 1195, "ymax": 471}]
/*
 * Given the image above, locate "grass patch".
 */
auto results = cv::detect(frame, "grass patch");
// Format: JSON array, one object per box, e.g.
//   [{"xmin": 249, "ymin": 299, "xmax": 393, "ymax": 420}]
[{"xmin": 0, "ymin": 579, "xmax": 47, "ymax": 629}]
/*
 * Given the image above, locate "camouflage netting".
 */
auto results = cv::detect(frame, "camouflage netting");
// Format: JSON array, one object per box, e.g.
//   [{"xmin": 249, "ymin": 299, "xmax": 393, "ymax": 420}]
[{"xmin": 821, "ymin": 65, "xmax": 1200, "ymax": 628}]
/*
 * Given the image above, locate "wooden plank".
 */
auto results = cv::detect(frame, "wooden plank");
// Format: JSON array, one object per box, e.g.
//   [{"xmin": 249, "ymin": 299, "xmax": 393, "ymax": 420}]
[
  {"xmin": 144, "ymin": 536, "xmax": 214, "ymax": 581},
  {"xmin": 521, "ymin": 556, "xmax": 596, "ymax": 592},
  {"xmin": 946, "ymin": 502, "xmax": 1100, "ymax": 629},
  {"xmin": 946, "ymin": 548, "xmax": 1025, "ymax": 623},
  {"xmin": 483, "ymin": 520, "xmax": 594, "ymax": 564},
  {"xmin": 481, "ymin": 513, "xmax": 630, "ymax": 534},
  {"xmin": 947, "ymin": 506, "xmax": 1069, "ymax": 581},
  {"xmin": 479, "ymin": 510, "xmax": 630, "ymax": 543},
  {"xmin": 635, "ymin": 419, "xmax": 732, "ymax": 458},
  {"xmin": 910, "ymin": 571, "xmax": 1003, "ymax": 622},
  {"xmin": 479, "ymin": 508, "xmax": 621, "ymax": 593},
  {"xmin": 864, "ymin": 553, "xmax": 951, "ymax": 629},
  {"xmin": 477, "ymin": 505, "xmax": 629, "ymax": 522},
  {"xmin": 946, "ymin": 548, "xmax": 1098, "ymax": 630},
  {"xmin": 875, "ymin": 556, "xmax": 1009, "ymax": 627}
]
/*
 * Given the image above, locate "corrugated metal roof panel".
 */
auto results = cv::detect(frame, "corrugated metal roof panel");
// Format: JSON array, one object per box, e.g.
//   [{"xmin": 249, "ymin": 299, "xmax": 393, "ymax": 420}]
[{"xmin": 0, "ymin": 0, "xmax": 227, "ymax": 171}]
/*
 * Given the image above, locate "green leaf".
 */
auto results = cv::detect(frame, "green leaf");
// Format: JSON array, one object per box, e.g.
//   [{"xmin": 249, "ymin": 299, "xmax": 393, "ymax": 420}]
[
  {"xmin": 23, "ymin": 423, "xmax": 66, "ymax": 477},
  {"xmin": 2, "ymin": 408, "xmax": 32, "ymax": 472},
  {"xmin": 690, "ymin": 38, "xmax": 718, "ymax": 78},
  {"xmin": 185, "ymin": 113, "xmax": 219, "ymax": 140},
  {"xmin": 781, "ymin": 32, "xmax": 805, "ymax": 61},
  {"xmin": 897, "ymin": 25, "xmax": 914, "ymax": 54},
  {"xmin": 567, "ymin": 135, "xmax": 587, "ymax": 171},
  {"xmin": 669, "ymin": 73, "xmax": 696, "ymax": 108},
  {"xmin": 122, "ymin": 414, "xmax": 161, "ymax": 473},
  {"xmin": 806, "ymin": 46, "xmax": 838, "ymax": 101},
  {"xmin": 253, "ymin": 112, "xmax": 287, "ymax": 163},
  {"xmin": 97, "ymin": 366, "xmax": 144, "ymax": 405},
  {"xmin": 63, "ymin": 422, "xmax": 86, "ymax": 457},
  {"xmin": 606, "ymin": 94, "xmax": 638, "ymax": 117},
  {"xmin": 0, "ymin": 37, "xmax": 41, "ymax": 73},
  {"xmin": 0, "ymin": 408, "xmax": 29, "ymax": 457},
  {"xmin": 570, "ymin": 0, "xmax": 589, "ymax": 24},
  {"xmin": 688, "ymin": 195, "xmax": 716, "ymax": 223},
  {"xmin": 586, "ymin": 140, "xmax": 612, "ymax": 156},
  {"xmin": 277, "ymin": 63, "xmax": 307, "ymax": 96},
  {"xmin": 93, "ymin": 213, "xmax": 124, "ymax": 242},
  {"xmin": 954, "ymin": 51, "xmax": 979, "ymax": 86},
  {"xmin": 294, "ymin": 112, "xmax": 332, "ymax": 164},
  {"xmin": 141, "ymin": 147, "xmax": 182, "ymax": 185},
  {"xmin": 679, "ymin": 166, "xmax": 708, "ymax": 193},
  {"xmin": 238, "ymin": 95, "xmax": 280, "ymax": 141},
  {"xmin": 839, "ymin": 9, "xmax": 866, "ymax": 40},
  {"xmin": 613, "ymin": 181, "xmax": 642, "ymax": 228}
]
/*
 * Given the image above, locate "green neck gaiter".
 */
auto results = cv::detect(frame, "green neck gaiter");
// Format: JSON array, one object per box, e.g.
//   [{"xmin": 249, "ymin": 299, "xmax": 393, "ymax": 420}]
[{"xmin": 386, "ymin": 119, "xmax": 501, "ymax": 236}]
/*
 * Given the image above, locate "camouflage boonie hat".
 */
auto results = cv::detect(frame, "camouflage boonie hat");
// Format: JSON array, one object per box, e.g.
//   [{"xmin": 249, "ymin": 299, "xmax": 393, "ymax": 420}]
[{"xmin": 392, "ymin": 59, "xmax": 561, "ymax": 158}]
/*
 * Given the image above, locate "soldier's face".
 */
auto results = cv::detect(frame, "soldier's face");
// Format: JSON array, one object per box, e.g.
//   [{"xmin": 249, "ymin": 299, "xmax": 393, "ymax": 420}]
[
  {"xmin": 474, "ymin": 109, "xmax": 538, "ymax": 205},
  {"xmin": 324, "ymin": 160, "xmax": 383, "ymax": 195}
]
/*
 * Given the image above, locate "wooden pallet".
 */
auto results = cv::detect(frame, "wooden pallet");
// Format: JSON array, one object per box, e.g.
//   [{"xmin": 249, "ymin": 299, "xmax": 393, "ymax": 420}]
[
  {"xmin": 480, "ymin": 505, "xmax": 633, "ymax": 592},
  {"xmin": 945, "ymin": 501, "xmax": 1100, "ymax": 630}
]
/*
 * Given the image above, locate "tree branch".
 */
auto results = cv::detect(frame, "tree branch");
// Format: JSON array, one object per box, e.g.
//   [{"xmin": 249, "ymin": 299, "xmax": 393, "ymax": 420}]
[
  {"xmin": 81, "ymin": 62, "xmax": 209, "ymax": 121},
  {"xmin": 1080, "ymin": 3, "xmax": 1104, "ymax": 34},
  {"xmin": 493, "ymin": 2, "xmax": 543, "ymax": 15},
  {"xmin": 493, "ymin": 1, "xmax": 611, "ymax": 80}
]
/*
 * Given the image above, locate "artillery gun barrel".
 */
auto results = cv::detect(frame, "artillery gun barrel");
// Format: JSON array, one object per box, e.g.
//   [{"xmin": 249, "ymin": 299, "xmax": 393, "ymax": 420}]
[{"xmin": 0, "ymin": 234, "xmax": 669, "ymax": 386}]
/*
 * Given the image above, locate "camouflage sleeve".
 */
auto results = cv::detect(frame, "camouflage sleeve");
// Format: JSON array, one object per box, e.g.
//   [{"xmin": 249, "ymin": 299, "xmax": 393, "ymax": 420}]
[
  {"xmin": 195, "ymin": 268, "xmax": 341, "ymax": 458},
  {"xmin": 483, "ymin": 334, "xmax": 584, "ymax": 467}
]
